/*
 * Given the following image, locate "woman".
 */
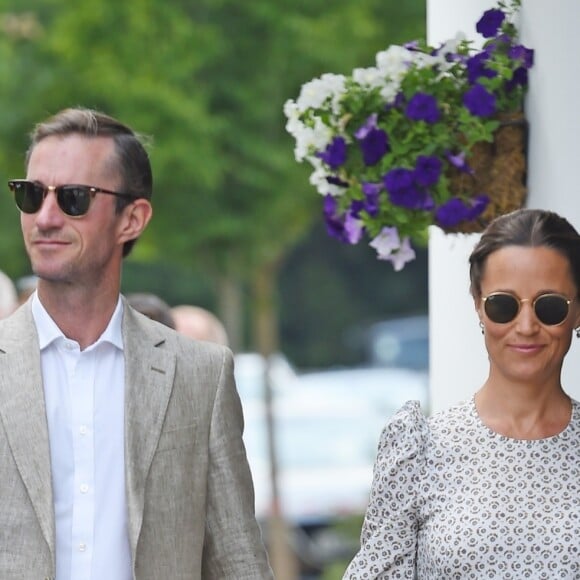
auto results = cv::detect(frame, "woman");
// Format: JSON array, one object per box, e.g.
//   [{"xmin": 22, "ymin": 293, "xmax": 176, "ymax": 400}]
[{"xmin": 343, "ymin": 208, "xmax": 580, "ymax": 578}]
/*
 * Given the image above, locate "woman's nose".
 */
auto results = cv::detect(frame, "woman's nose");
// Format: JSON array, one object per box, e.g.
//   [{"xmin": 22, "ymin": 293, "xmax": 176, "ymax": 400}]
[{"xmin": 515, "ymin": 300, "xmax": 540, "ymax": 333}]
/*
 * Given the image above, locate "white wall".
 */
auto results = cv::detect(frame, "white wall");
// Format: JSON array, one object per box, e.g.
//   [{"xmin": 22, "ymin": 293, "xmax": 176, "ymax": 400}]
[
  {"xmin": 520, "ymin": 0, "xmax": 580, "ymax": 399},
  {"xmin": 427, "ymin": 0, "xmax": 580, "ymax": 412},
  {"xmin": 520, "ymin": 1, "xmax": 580, "ymax": 227}
]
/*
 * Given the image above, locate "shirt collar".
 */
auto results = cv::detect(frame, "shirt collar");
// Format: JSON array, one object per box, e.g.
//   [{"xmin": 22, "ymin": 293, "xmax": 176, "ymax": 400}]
[{"xmin": 31, "ymin": 291, "xmax": 124, "ymax": 351}]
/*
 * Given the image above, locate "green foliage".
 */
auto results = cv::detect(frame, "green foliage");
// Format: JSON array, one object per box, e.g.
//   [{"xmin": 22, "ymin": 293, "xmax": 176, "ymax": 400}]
[
  {"xmin": 0, "ymin": 0, "xmax": 427, "ymax": 354},
  {"xmin": 279, "ymin": 223, "xmax": 428, "ymax": 368},
  {"xmin": 320, "ymin": 514, "xmax": 365, "ymax": 579}
]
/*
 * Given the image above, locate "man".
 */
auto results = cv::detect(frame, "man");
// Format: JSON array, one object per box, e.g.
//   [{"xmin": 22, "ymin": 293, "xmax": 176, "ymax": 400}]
[
  {"xmin": 126, "ymin": 292, "xmax": 176, "ymax": 329},
  {"xmin": 172, "ymin": 304, "xmax": 229, "ymax": 346},
  {"xmin": 0, "ymin": 108, "xmax": 273, "ymax": 580}
]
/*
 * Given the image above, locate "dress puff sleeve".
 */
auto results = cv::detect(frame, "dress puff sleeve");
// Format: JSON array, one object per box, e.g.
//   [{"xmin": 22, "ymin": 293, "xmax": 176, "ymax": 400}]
[{"xmin": 342, "ymin": 400, "xmax": 428, "ymax": 579}]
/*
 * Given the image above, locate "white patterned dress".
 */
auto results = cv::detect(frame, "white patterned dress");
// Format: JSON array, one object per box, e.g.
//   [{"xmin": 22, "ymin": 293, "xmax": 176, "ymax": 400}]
[{"xmin": 343, "ymin": 398, "xmax": 580, "ymax": 579}]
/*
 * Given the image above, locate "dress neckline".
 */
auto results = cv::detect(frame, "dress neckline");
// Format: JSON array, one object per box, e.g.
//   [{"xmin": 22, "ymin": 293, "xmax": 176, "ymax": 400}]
[{"xmin": 468, "ymin": 396, "xmax": 576, "ymax": 443}]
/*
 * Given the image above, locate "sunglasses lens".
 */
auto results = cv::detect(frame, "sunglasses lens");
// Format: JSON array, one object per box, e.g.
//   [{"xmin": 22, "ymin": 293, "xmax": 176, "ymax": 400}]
[
  {"xmin": 58, "ymin": 186, "xmax": 92, "ymax": 217},
  {"xmin": 484, "ymin": 293, "xmax": 520, "ymax": 323},
  {"xmin": 534, "ymin": 295, "xmax": 569, "ymax": 325},
  {"xmin": 10, "ymin": 181, "xmax": 44, "ymax": 213}
]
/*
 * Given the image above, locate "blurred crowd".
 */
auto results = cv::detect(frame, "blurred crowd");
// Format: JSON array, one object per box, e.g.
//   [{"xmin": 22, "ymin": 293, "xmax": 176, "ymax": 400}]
[{"xmin": 0, "ymin": 269, "xmax": 228, "ymax": 345}]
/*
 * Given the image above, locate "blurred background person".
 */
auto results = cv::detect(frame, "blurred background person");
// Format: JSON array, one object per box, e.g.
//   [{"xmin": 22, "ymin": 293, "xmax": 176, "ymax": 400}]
[
  {"xmin": 0, "ymin": 270, "xmax": 18, "ymax": 319},
  {"xmin": 15, "ymin": 274, "xmax": 38, "ymax": 305},
  {"xmin": 126, "ymin": 292, "xmax": 175, "ymax": 329},
  {"xmin": 172, "ymin": 304, "xmax": 229, "ymax": 346}
]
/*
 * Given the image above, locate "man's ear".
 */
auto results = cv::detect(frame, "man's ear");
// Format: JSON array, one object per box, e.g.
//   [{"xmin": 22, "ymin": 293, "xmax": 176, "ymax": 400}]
[{"xmin": 118, "ymin": 199, "xmax": 153, "ymax": 245}]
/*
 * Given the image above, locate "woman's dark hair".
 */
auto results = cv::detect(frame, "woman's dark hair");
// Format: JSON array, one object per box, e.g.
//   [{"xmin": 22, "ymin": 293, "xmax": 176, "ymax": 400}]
[
  {"xmin": 469, "ymin": 208, "xmax": 580, "ymax": 299},
  {"xmin": 26, "ymin": 108, "xmax": 153, "ymax": 257}
]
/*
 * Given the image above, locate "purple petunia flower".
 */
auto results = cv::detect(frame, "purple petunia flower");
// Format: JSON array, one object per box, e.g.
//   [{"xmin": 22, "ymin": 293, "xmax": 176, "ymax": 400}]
[
  {"xmin": 463, "ymin": 83, "xmax": 496, "ymax": 117},
  {"xmin": 476, "ymin": 8, "xmax": 506, "ymax": 38},
  {"xmin": 360, "ymin": 128, "xmax": 389, "ymax": 166},
  {"xmin": 403, "ymin": 40, "xmax": 420, "ymax": 51},
  {"xmin": 383, "ymin": 168, "xmax": 415, "ymax": 193},
  {"xmin": 362, "ymin": 182, "xmax": 382, "ymax": 217},
  {"xmin": 354, "ymin": 114, "xmax": 378, "ymax": 140},
  {"xmin": 361, "ymin": 136, "xmax": 389, "ymax": 167},
  {"xmin": 414, "ymin": 155, "xmax": 442, "ymax": 187},
  {"xmin": 322, "ymin": 195, "xmax": 364, "ymax": 244},
  {"xmin": 384, "ymin": 167, "xmax": 434, "ymax": 210},
  {"xmin": 323, "ymin": 195, "xmax": 345, "ymax": 239},
  {"xmin": 383, "ymin": 166, "xmax": 435, "ymax": 210},
  {"xmin": 466, "ymin": 52, "xmax": 497, "ymax": 84},
  {"xmin": 323, "ymin": 194, "xmax": 338, "ymax": 218},
  {"xmin": 355, "ymin": 114, "xmax": 390, "ymax": 166},
  {"xmin": 405, "ymin": 93, "xmax": 440, "ymax": 124},
  {"xmin": 465, "ymin": 194, "xmax": 489, "ymax": 220},
  {"xmin": 361, "ymin": 181, "xmax": 383, "ymax": 197},
  {"xmin": 316, "ymin": 136, "xmax": 347, "ymax": 169},
  {"xmin": 446, "ymin": 151, "xmax": 473, "ymax": 174},
  {"xmin": 505, "ymin": 67, "xmax": 528, "ymax": 92},
  {"xmin": 509, "ymin": 45, "xmax": 535, "ymax": 69},
  {"xmin": 384, "ymin": 92, "xmax": 406, "ymax": 114},
  {"xmin": 389, "ymin": 186, "xmax": 433, "ymax": 210},
  {"xmin": 349, "ymin": 200, "xmax": 365, "ymax": 218},
  {"xmin": 435, "ymin": 198, "xmax": 471, "ymax": 228},
  {"xmin": 344, "ymin": 211, "xmax": 364, "ymax": 244}
]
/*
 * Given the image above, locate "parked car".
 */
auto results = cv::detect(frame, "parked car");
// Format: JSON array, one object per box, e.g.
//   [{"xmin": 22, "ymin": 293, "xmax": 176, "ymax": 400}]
[
  {"xmin": 242, "ymin": 390, "xmax": 382, "ymax": 575},
  {"xmin": 295, "ymin": 365, "xmax": 429, "ymax": 418},
  {"xmin": 235, "ymin": 362, "xmax": 429, "ymax": 576},
  {"xmin": 233, "ymin": 351, "xmax": 296, "ymax": 401},
  {"xmin": 364, "ymin": 314, "xmax": 429, "ymax": 371}
]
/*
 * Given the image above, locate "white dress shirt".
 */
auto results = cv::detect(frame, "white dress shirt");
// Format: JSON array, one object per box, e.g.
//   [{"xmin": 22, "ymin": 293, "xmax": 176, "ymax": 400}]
[{"xmin": 32, "ymin": 293, "xmax": 131, "ymax": 580}]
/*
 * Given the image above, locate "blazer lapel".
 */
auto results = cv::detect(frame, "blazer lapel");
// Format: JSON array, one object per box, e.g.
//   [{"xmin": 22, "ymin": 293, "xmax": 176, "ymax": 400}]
[
  {"xmin": 0, "ymin": 304, "xmax": 55, "ymax": 557},
  {"xmin": 122, "ymin": 303, "xmax": 176, "ymax": 559}
]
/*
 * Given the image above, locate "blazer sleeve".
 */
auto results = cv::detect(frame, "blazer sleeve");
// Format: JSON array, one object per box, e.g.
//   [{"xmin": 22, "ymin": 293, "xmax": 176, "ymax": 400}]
[{"xmin": 201, "ymin": 347, "xmax": 274, "ymax": 579}]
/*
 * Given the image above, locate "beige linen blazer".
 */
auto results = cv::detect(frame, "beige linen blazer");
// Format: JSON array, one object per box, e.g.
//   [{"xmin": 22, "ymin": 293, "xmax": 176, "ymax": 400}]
[{"xmin": 0, "ymin": 300, "xmax": 273, "ymax": 580}]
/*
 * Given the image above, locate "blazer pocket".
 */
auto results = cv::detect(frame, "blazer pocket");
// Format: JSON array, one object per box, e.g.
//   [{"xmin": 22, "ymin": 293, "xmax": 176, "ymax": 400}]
[{"xmin": 155, "ymin": 424, "xmax": 197, "ymax": 453}]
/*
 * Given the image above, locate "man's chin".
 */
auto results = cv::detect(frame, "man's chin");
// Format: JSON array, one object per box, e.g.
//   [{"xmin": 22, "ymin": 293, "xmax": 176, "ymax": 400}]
[{"xmin": 31, "ymin": 266, "xmax": 73, "ymax": 285}]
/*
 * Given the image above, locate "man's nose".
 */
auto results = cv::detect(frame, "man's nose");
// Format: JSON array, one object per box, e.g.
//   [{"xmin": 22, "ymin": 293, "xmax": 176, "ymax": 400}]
[{"xmin": 34, "ymin": 190, "xmax": 65, "ymax": 228}]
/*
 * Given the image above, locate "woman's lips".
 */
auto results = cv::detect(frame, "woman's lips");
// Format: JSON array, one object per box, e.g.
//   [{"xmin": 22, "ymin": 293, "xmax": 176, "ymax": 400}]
[{"xmin": 509, "ymin": 343, "xmax": 544, "ymax": 353}]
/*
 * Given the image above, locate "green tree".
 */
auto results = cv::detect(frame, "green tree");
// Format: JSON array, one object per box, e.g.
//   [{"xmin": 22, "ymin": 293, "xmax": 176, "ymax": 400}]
[{"xmin": 0, "ymin": 0, "xmax": 425, "ymax": 346}]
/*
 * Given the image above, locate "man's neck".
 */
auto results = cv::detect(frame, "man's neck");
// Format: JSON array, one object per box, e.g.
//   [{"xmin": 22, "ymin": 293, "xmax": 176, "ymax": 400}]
[{"xmin": 36, "ymin": 282, "xmax": 121, "ymax": 350}]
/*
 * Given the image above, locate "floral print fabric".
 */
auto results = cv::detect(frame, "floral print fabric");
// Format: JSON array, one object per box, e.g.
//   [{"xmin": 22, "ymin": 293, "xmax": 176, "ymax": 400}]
[{"xmin": 344, "ymin": 398, "xmax": 580, "ymax": 579}]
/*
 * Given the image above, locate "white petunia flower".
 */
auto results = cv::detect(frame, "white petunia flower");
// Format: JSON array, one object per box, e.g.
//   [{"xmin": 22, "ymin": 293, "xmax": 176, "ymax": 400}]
[
  {"xmin": 376, "ymin": 45, "xmax": 414, "ymax": 80},
  {"xmin": 309, "ymin": 165, "xmax": 346, "ymax": 197},
  {"xmin": 289, "ymin": 117, "xmax": 333, "ymax": 162},
  {"xmin": 388, "ymin": 237, "xmax": 417, "ymax": 271},
  {"xmin": 295, "ymin": 73, "xmax": 347, "ymax": 113}
]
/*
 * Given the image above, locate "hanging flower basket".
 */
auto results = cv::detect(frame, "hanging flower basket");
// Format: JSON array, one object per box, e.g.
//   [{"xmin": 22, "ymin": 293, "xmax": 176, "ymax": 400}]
[{"xmin": 284, "ymin": 0, "xmax": 534, "ymax": 270}]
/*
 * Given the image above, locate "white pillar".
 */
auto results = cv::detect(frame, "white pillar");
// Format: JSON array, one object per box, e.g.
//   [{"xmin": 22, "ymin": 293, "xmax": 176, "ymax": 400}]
[
  {"xmin": 427, "ymin": 0, "xmax": 580, "ymax": 413},
  {"xmin": 519, "ymin": 0, "xmax": 580, "ymax": 399}
]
